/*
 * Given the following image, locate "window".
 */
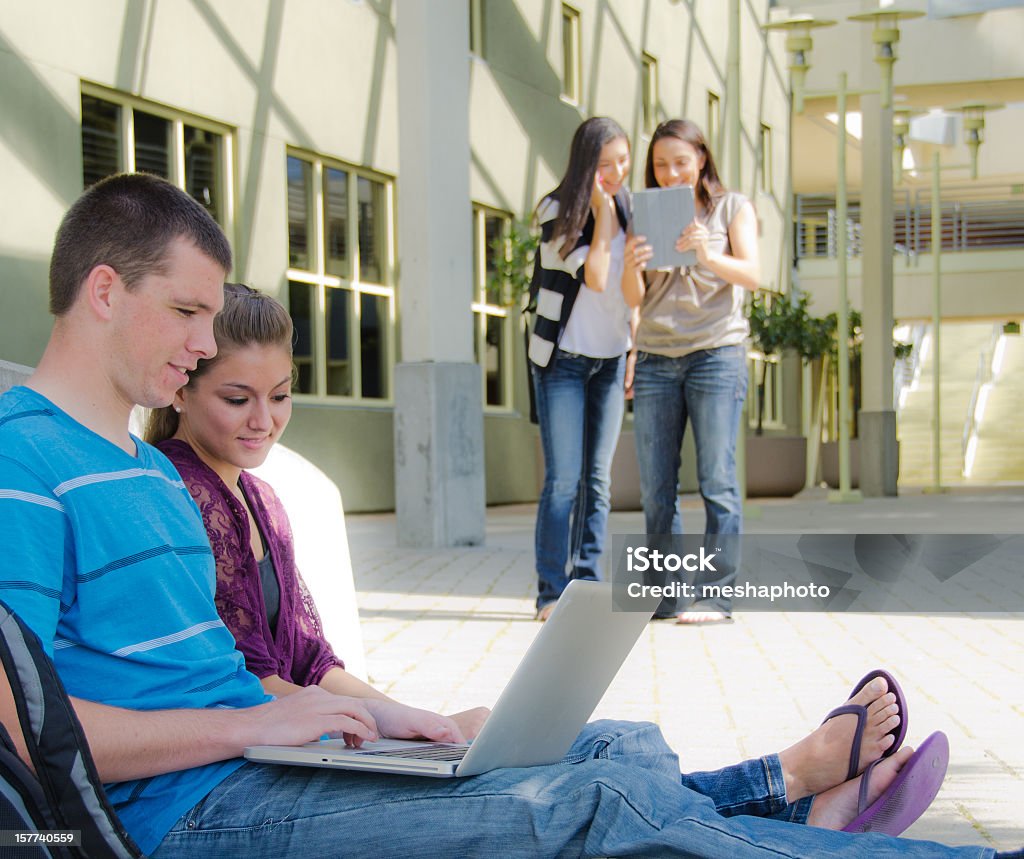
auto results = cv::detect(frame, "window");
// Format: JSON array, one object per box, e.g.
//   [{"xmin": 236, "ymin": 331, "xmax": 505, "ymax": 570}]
[
  {"xmin": 80, "ymin": 87, "xmax": 231, "ymax": 229},
  {"xmin": 561, "ymin": 4, "xmax": 581, "ymax": 103},
  {"xmin": 759, "ymin": 123, "xmax": 773, "ymax": 194},
  {"xmin": 469, "ymin": 0, "xmax": 485, "ymax": 58},
  {"xmin": 706, "ymin": 91, "xmax": 721, "ymax": 161},
  {"xmin": 287, "ymin": 152, "xmax": 395, "ymax": 401},
  {"xmin": 641, "ymin": 53, "xmax": 658, "ymax": 135},
  {"xmin": 471, "ymin": 205, "xmax": 514, "ymax": 409}
]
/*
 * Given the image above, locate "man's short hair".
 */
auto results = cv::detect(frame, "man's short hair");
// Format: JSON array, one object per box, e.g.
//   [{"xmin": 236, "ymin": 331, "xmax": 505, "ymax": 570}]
[{"xmin": 49, "ymin": 172, "xmax": 233, "ymax": 316}]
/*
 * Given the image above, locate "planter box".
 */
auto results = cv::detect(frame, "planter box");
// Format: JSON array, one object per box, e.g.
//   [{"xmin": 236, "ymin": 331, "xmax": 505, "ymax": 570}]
[
  {"xmin": 821, "ymin": 439, "xmax": 860, "ymax": 489},
  {"xmin": 610, "ymin": 430, "xmax": 643, "ymax": 511},
  {"xmin": 745, "ymin": 435, "xmax": 807, "ymax": 498}
]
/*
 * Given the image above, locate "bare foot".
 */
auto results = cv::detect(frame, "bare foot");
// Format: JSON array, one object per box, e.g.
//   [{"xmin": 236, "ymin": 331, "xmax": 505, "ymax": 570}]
[
  {"xmin": 675, "ymin": 610, "xmax": 732, "ymax": 625},
  {"xmin": 807, "ymin": 746, "xmax": 915, "ymax": 829},
  {"xmin": 777, "ymin": 676, "xmax": 900, "ymax": 802},
  {"xmin": 535, "ymin": 603, "xmax": 556, "ymax": 622}
]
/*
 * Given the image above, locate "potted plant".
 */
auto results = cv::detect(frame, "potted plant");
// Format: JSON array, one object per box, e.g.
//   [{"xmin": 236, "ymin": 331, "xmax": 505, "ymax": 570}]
[
  {"xmin": 745, "ymin": 293, "xmax": 831, "ymax": 497},
  {"xmin": 487, "ymin": 218, "xmax": 538, "ymax": 310}
]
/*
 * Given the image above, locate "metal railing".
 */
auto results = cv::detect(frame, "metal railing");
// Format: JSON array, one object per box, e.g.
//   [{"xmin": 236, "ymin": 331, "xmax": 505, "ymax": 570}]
[{"xmin": 796, "ymin": 183, "xmax": 1024, "ymax": 261}]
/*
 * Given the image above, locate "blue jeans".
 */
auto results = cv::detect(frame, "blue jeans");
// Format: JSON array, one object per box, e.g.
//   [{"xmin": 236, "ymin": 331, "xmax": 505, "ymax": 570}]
[
  {"xmin": 151, "ymin": 720, "xmax": 992, "ymax": 858},
  {"xmin": 532, "ymin": 351, "xmax": 626, "ymax": 610},
  {"xmin": 633, "ymin": 346, "xmax": 748, "ymax": 614}
]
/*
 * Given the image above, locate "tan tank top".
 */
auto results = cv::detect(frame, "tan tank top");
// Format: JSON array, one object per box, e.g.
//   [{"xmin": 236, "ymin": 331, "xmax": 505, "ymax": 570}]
[{"xmin": 635, "ymin": 190, "xmax": 750, "ymax": 357}]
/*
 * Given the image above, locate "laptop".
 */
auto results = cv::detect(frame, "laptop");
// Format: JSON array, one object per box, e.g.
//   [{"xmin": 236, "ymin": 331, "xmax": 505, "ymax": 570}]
[{"xmin": 244, "ymin": 580, "xmax": 659, "ymax": 778}]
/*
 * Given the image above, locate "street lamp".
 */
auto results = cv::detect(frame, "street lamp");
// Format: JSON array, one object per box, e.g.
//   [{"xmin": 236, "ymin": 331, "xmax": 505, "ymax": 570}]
[
  {"xmin": 893, "ymin": 109, "xmax": 916, "ymax": 185},
  {"xmin": 761, "ymin": 15, "xmax": 836, "ymax": 114},
  {"xmin": 953, "ymin": 103, "xmax": 1004, "ymax": 180},
  {"xmin": 847, "ymin": 9, "xmax": 925, "ymax": 108}
]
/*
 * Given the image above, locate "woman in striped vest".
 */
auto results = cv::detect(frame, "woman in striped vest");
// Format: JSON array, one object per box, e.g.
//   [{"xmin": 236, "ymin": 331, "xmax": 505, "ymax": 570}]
[{"xmin": 529, "ymin": 116, "xmax": 635, "ymax": 622}]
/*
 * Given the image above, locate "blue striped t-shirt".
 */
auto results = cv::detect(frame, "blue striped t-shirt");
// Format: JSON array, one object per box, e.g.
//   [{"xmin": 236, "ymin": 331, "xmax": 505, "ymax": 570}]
[{"xmin": 0, "ymin": 386, "xmax": 270, "ymax": 854}]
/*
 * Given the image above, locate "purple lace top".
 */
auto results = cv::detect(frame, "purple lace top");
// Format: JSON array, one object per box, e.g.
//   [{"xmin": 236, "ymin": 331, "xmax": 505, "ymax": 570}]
[{"xmin": 158, "ymin": 439, "xmax": 343, "ymax": 685}]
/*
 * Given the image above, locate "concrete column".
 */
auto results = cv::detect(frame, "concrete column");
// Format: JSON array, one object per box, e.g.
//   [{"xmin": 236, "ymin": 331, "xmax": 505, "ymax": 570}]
[
  {"xmin": 858, "ymin": 92, "xmax": 898, "ymax": 496},
  {"xmin": 394, "ymin": 0, "xmax": 485, "ymax": 546}
]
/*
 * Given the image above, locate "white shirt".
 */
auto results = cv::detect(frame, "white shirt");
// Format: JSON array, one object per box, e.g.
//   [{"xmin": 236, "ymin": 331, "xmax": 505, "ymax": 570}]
[{"xmin": 558, "ymin": 229, "xmax": 631, "ymax": 358}]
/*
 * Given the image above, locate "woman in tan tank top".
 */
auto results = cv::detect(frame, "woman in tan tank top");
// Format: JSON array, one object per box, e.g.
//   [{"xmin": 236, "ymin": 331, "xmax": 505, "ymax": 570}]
[{"xmin": 622, "ymin": 119, "xmax": 761, "ymax": 625}]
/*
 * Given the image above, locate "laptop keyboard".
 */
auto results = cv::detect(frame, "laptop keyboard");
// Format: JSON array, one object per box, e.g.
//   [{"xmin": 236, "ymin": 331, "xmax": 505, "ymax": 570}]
[{"xmin": 353, "ymin": 743, "xmax": 469, "ymax": 762}]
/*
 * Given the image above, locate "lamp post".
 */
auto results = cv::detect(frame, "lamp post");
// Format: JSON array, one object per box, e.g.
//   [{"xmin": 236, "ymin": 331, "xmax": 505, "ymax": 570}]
[
  {"xmin": 764, "ymin": 9, "xmax": 926, "ymax": 499},
  {"xmin": 847, "ymin": 9, "xmax": 925, "ymax": 109},
  {"xmin": 930, "ymin": 150, "xmax": 943, "ymax": 493},
  {"xmin": 761, "ymin": 15, "xmax": 836, "ymax": 114},
  {"xmin": 829, "ymin": 72, "xmax": 862, "ymax": 504},
  {"xmin": 893, "ymin": 110, "xmax": 917, "ymax": 185},
  {"xmin": 952, "ymin": 103, "xmax": 1004, "ymax": 180}
]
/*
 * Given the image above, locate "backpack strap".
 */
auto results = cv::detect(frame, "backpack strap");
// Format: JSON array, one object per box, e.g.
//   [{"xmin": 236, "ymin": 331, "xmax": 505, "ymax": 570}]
[{"xmin": 0, "ymin": 601, "xmax": 144, "ymax": 858}]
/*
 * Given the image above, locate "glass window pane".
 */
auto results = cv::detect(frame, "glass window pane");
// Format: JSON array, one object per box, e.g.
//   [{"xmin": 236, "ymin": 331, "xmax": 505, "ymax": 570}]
[
  {"xmin": 289, "ymin": 281, "xmax": 317, "ymax": 394},
  {"xmin": 81, "ymin": 95, "xmax": 120, "ymax": 188},
  {"xmin": 561, "ymin": 7, "xmax": 578, "ymax": 101},
  {"xmin": 485, "ymin": 314, "xmax": 505, "ymax": 407},
  {"xmin": 473, "ymin": 312, "xmax": 481, "ymax": 365},
  {"xmin": 324, "ymin": 167, "xmax": 349, "ymax": 278},
  {"xmin": 642, "ymin": 55, "xmax": 657, "ymax": 134},
  {"xmin": 484, "ymin": 215, "xmax": 507, "ymax": 305},
  {"xmin": 325, "ymin": 287, "xmax": 352, "ymax": 396},
  {"xmin": 360, "ymin": 293, "xmax": 389, "ymax": 399},
  {"xmin": 133, "ymin": 110, "xmax": 170, "ymax": 178},
  {"xmin": 471, "ymin": 211, "xmax": 481, "ymax": 300},
  {"xmin": 469, "ymin": 0, "xmax": 485, "ymax": 57},
  {"xmin": 184, "ymin": 125, "xmax": 222, "ymax": 224},
  {"xmin": 358, "ymin": 176, "xmax": 387, "ymax": 284},
  {"xmin": 288, "ymin": 157, "xmax": 313, "ymax": 270}
]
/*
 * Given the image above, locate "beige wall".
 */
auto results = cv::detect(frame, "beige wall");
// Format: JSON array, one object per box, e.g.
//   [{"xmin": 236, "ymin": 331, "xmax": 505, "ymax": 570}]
[{"xmin": 798, "ymin": 249, "xmax": 1024, "ymax": 321}]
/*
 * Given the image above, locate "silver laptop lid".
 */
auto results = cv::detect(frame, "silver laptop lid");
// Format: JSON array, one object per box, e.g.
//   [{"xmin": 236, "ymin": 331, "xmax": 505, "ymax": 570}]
[{"xmin": 455, "ymin": 579, "xmax": 658, "ymax": 776}]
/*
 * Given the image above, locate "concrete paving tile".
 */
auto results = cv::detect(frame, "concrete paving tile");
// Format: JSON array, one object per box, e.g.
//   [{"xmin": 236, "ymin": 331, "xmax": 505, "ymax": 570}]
[{"xmin": 344, "ymin": 491, "xmax": 1024, "ymax": 851}]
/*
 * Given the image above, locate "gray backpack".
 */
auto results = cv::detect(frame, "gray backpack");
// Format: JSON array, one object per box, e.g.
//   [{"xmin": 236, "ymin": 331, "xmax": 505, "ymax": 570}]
[{"xmin": 0, "ymin": 601, "xmax": 143, "ymax": 858}]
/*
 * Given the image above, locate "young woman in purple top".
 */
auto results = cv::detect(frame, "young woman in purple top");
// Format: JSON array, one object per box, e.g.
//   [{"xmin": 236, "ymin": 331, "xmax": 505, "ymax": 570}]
[{"xmin": 146, "ymin": 284, "xmax": 488, "ymax": 738}]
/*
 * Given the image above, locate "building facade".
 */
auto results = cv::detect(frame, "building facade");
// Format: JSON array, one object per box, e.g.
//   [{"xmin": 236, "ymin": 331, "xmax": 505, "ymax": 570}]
[{"xmin": 0, "ymin": 0, "xmax": 791, "ymax": 510}]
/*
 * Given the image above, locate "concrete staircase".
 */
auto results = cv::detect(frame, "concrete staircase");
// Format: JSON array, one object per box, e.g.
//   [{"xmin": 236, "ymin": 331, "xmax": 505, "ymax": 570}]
[
  {"xmin": 896, "ymin": 323, "xmax": 997, "ymax": 486},
  {"xmin": 965, "ymin": 333, "xmax": 1024, "ymax": 483}
]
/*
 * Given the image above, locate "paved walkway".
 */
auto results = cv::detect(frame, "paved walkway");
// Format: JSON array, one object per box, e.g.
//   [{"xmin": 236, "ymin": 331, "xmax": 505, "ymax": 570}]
[{"xmin": 345, "ymin": 487, "xmax": 1023, "ymax": 852}]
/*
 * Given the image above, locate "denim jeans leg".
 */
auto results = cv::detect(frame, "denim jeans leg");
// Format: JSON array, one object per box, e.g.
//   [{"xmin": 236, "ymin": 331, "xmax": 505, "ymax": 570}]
[
  {"xmin": 633, "ymin": 352, "xmax": 686, "ymax": 537},
  {"xmin": 686, "ymin": 345, "xmax": 747, "ymax": 537},
  {"xmin": 569, "ymin": 354, "xmax": 625, "ymax": 581},
  {"xmin": 685, "ymin": 345, "xmax": 748, "ymax": 612},
  {"xmin": 633, "ymin": 352, "xmax": 689, "ymax": 613},
  {"xmin": 532, "ymin": 355, "xmax": 586, "ymax": 608},
  {"xmin": 679, "ymin": 754, "xmax": 789, "ymax": 819},
  {"xmin": 152, "ymin": 730, "xmax": 994, "ymax": 859}
]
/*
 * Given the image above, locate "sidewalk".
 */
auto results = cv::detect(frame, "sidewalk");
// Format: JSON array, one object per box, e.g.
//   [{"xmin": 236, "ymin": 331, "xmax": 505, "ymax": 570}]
[{"xmin": 345, "ymin": 487, "xmax": 1024, "ymax": 852}]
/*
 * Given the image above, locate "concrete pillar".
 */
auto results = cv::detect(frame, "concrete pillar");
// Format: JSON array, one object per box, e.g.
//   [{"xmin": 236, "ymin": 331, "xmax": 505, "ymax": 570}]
[
  {"xmin": 394, "ymin": 0, "xmax": 485, "ymax": 546},
  {"xmin": 858, "ymin": 92, "xmax": 898, "ymax": 496}
]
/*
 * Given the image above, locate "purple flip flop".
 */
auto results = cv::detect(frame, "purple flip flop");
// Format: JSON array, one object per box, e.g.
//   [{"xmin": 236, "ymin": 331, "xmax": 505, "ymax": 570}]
[
  {"xmin": 842, "ymin": 730, "xmax": 949, "ymax": 836},
  {"xmin": 822, "ymin": 668, "xmax": 909, "ymax": 782}
]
